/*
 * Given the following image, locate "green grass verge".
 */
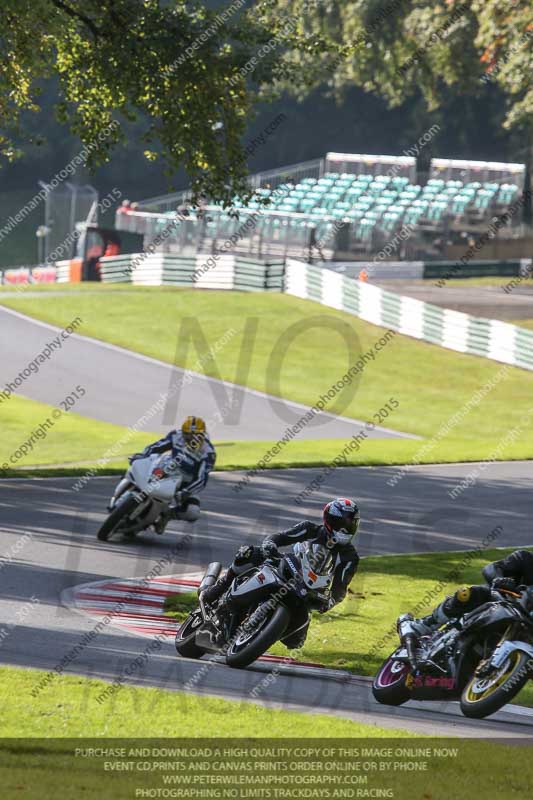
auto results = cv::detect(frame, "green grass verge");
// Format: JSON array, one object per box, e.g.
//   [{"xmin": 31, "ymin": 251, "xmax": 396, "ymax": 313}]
[
  {"xmin": 0, "ymin": 664, "xmax": 409, "ymax": 738},
  {"xmin": 3, "ymin": 390, "xmax": 532, "ymax": 478},
  {"xmin": 2, "ymin": 287, "xmax": 533, "ymax": 456},
  {"xmin": 164, "ymin": 547, "xmax": 533, "ymax": 709},
  {"xmin": 0, "ymin": 669, "xmax": 532, "ymax": 799},
  {"xmin": 513, "ymin": 318, "xmax": 533, "ymax": 330},
  {"xmin": 1, "ymin": 394, "xmax": 154, "ymax": 472},
  {"xmin": 4, "ymin": 361, "xmax": 532, "ymax": 476}
]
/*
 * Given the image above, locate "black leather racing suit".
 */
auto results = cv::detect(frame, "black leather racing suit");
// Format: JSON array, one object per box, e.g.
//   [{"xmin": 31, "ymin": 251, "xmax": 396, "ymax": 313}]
[
  {"xmin": 419, "ymin": 549, "xmax": 533, "ymax": 630},
  {"xmin": 205, "ymin": 521, "xmax": 360, "ymax": 648}
]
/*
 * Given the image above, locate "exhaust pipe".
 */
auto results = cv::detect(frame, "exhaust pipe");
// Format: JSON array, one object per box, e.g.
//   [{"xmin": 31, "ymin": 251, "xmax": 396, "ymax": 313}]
[{"xmin": 198, "ymin": 562, "xmax": 222, "ymax": 595}]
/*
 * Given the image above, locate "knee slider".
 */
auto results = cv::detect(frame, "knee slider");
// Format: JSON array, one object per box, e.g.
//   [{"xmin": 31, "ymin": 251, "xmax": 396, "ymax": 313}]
[{"xmin": 455, "ymin": 586, "xmax": 472, "ymax": 603}]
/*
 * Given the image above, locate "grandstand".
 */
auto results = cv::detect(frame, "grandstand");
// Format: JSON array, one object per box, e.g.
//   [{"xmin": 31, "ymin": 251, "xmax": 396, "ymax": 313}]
[{"xmin": 115, "ymin": 153, "xmax": 526, "ymax": 263}]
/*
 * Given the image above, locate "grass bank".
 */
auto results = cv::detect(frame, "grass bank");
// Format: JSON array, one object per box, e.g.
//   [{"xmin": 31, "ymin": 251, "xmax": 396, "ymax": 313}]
[{"xmin": 4, "ymin": 390, "xmax": 533, "ymax": 478}]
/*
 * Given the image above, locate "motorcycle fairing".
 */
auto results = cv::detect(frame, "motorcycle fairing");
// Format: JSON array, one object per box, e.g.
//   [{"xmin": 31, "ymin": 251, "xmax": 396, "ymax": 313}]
[{"xmin": 489, "ymin": 639, "xmax": 533, "ymax": 669}]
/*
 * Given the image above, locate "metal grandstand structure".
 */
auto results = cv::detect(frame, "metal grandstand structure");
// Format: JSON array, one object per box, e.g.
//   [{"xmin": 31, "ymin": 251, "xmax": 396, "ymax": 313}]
[{"xmin": 117, "ymin": 153, "xmax": 527, "ymax": 262}]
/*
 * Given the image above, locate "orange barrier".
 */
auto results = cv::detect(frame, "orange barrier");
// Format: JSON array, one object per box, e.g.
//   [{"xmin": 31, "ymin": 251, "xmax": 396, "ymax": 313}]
[{"xmin": 69, "ymin": 258, "xmax": 82, "ymax": 282}]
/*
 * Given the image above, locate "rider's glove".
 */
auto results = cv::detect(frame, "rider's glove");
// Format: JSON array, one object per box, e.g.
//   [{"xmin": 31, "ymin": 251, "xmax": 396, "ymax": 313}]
[
  {"xmin": 492, "ymin": 576, "xmax": 517, "ymax": 592},
  {"xmin": 261, "ymin": 540, "xmax": 279, "ymax": 559},
  {"xmin": 234, "ymin": 544, "xmax": 261, "ymax": 566},
  {"xmin": 317, "ymin": 597, "xmax": 335, "ymax": 614}
]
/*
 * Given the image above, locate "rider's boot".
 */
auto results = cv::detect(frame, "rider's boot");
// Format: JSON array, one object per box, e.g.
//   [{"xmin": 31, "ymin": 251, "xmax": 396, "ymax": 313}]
[
  {"xmin": 201, "ymin": 570, "xmax": 234, "ymax": 606},
  {"xmin": 410, "ymin": 601, "xmax": 450, "ymax": 637},
  {"xmin": 154, "ymin": 496, "xmax": 200, "ymax": 534},
  {"xmin": 154, "ymin": 509, "xmax": 174, "ymax": 535}
]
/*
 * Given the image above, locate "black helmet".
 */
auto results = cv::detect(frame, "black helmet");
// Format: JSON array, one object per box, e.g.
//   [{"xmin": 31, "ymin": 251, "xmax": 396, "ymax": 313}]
[{"xmin": 323, "ymin": 498, "xmax": 360, "ymax": 546}]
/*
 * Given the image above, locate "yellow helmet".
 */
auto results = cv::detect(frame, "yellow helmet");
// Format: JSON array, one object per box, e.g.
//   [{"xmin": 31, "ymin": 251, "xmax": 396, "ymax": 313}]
[{"xmin": 181, "ymin": 416, "xmax": 206, "ymax": 450}]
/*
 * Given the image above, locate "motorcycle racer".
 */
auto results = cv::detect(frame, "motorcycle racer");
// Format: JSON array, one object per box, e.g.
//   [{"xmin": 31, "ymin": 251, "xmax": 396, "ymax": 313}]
[
  {"xmin": 130, "ymin": 416, "xmax": 216, "ymax": 533},
  {"xmin": 409, "ymin": 548, "xmax": 533, "ymax": 636},
  {"xmin": 202, "ymin": 498, "xmax": 360, "ymax": 647}
]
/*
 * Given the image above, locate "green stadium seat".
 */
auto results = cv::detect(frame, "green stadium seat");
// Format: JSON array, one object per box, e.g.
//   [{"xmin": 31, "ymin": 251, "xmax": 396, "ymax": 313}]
[
  {"xmin": 346, "ymin": 187, "xmax": 363, "ymax": 200},
  {"xmin": 426, "ymin": 200, "xmax": 449, "ymax": 222},
  {"xmin": 497, "ymin": 183, "xmax": 519, "ymax": 204},
  {"xmin": 399, "ymin": 188, "xmax": 420, "ymax": 200},
  {"xmin": 331, "ymin": 209, "xmax": 348, "ymax": 220},
  {"xmin": 345, "ymin": 209, "xmax": 364, "ymax": 220},
  {"xmin": 450, "ymin": 194, "xmax": 471, "ymax": 215},
  {"xmin": 473, "ymin": 189, "xmax": 495, "ymax": 211},
  {"xmin": 356, "ymin": 218, "xmax": 376, "ymax": 242},
  {"xmin": 391, "ymin": 177, "xmax": 410, "ymax": 189}
]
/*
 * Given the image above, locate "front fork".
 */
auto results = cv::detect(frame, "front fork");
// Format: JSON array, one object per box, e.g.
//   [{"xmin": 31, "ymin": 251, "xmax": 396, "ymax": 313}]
[
  {"xmin": 475, "ymin": 625, "xmax": 513, "ymax": 677},
  {"xmin": 109, "ymin": 477, "xmax": 131, "ymax": 509}
]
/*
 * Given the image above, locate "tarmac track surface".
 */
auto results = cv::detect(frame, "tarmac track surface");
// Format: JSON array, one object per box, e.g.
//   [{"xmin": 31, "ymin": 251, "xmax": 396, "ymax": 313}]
[
  {"xmin": 0, "ymin": 305, "xmax": 413, "ymax": 442},
  {"xmin": 1, "ymin": 461, "xmax": 532, "ymax": 737}
]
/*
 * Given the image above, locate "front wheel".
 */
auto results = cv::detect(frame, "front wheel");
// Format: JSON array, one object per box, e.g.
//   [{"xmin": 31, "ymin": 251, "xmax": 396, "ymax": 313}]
[
  {"xmin": 96, "ymin": 496, "xmax": 139, "ymax": 541},
  {"xmin": 226, "ymin": 604, "xmax": 290, "ymax": 668},
  {"xmin": 460, "ymin": 650, "xmax": 531, "ymax": 719},
  {"xmin": 372, "ymin": 657, "xmax": 413, "ymax": 706}
]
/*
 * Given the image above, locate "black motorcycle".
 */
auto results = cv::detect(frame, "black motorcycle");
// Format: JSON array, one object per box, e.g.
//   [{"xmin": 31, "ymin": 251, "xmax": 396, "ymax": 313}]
[
  {"xmin": 373, "ymin": 586, "xmax": 533, "ymax": 718},
  {"xmin": 175, "ymin": 542, "xmax": 333, "ymax": 668}
]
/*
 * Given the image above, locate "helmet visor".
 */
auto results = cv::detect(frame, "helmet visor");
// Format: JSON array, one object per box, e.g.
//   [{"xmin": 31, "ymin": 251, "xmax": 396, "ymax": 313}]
[{"xmin": 330, "ymin": 514, "xmax": 359, "ymax": 537}]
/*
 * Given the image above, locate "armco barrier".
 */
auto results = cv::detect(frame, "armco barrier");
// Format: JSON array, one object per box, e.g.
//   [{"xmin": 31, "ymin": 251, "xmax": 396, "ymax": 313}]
[
  {"xmin": 423, "ymin": 259, "xmax": 529, "ymax": 280},
  {"xmin": 99, "ymin": 253, "xmax": 285, "ymax": 291},
  {"xmin": 329, "ymin": 259, "xmax": 531, "ymax": 281},
  {"xmin": 284, "ymin": 259, "xmax": 533, "ymax": 371}
]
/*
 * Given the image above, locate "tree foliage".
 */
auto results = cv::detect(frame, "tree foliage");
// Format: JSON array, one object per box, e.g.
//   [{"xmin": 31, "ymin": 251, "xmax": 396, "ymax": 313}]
[
  {"xmin": 1, "ymin": 1, "xmax": 531, "ymax": 207},
  {"xmin": 0, "ymin": 0, "xmax": 339, "ymax": 204},
  {"xmin": 272, "ymin": 0, "xmax": 533, "ymax": 133}
]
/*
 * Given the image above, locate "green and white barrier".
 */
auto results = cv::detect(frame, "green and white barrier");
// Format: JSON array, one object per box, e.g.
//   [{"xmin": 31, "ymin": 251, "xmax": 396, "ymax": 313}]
[
  {"xmin": 285, "ymin": 259, "xmax": 533, "ymax": 371},
  {"xmin": 99, "ymin": 253, "xmax": 284, "ymax": 290}
]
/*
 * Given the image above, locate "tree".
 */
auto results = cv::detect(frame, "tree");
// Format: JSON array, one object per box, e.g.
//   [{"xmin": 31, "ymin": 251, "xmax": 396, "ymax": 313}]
[
  {"xmin": 0, "ymin": 0, "xmax": 339, "ymax": 205},
  {"xmin": 272, "ymin": 0, "xmax": 533, "ymax": 134}
]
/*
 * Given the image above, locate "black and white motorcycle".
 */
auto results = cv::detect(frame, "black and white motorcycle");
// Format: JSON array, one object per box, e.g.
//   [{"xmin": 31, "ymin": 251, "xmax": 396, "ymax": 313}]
[
  {"xmin": 97, "ymin": 453, "xmax": 190, "ymax": 541},
  {"xmin": 175, "ymin": 541, "xmax": 334, "ymax": 668}
]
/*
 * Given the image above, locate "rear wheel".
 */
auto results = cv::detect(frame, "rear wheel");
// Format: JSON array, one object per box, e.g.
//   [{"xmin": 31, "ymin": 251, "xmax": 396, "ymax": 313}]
[
  {"xmin": 460, "ymin": 650, "xmax": 530, "ymax": 719},
  {"xmin": 226, "ymin": 604, "xmax": 290, "ymax": 668},
  {"xmin": 175, "ymin": 611, "xmax": 207, "ymax": 659},
  {"xmin": 372, "ymin": 657, "xmax": 413, "ymax": 706},
  {"xmin": 96, "ymin": 496, "xmax": 139, "ymax": 541}
]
